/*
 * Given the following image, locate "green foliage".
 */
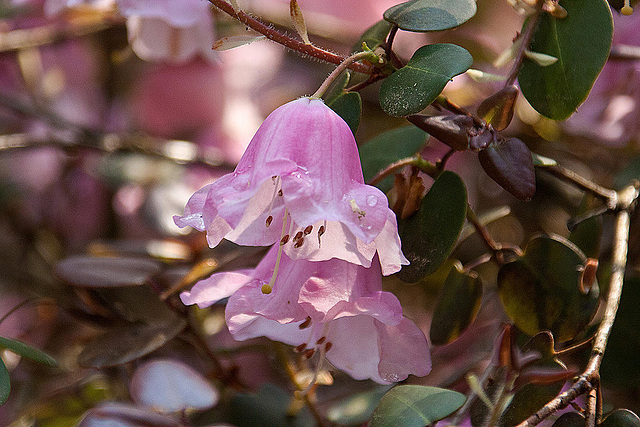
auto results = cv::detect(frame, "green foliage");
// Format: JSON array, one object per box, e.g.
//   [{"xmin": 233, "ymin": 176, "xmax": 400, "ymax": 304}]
[
  {"xmin": 327, "ymin": 91, "xmax": 362, "ymax": 135},
  {"xmin": 229, "ymin": 384, "xmax": 314, "ymax": 427},
  {"xmin": 0, "ymin": 359, "xmax": 9, "ymax": 405},
  {"xmin": 600, "ymin": 409, "xmax": 640, "ymax": 426},
  {"xmin": 0, "ymin": 337, "xmax": 57, "ymax": 367},
  {"xmin": 498, "ymin": 235, "xmax": 600, "ymax": 342},
  {"xmin": 383, "ymin": 0, "xmax": 477, "ymax": 32},
  {"xmin": 353, "ymin": 20, "xmax": 393, "ymax": 52},
  {"xmin": 552, "ymin": 412, "xmax": 585, "ymax": 426},
  {"xmin": 379, "ymin": 44, "xmax": 473, "ymax": 116},
  {"xmin": 518, "ymin": 0, "xmax": 613, "ymax": 120},
  {"xmin": 370, "ymin": 385, "xmax": 466, "ymax": 427},
  {"xmin": 359, "ymin": 126, "xmax": 429, "ymax": 192},
  {"xmin": 398, "ymin": 171, "xmax": 467, "ymax": 282},
  {"xmin": 499, "ymin": 373, "xmax": 564, "ymax": 426},
  {"xmin": 326, "ymin": 386, "xmax": 391, "ymax": 425},
  {"xmin": 430, "ymin": 264, "xmax": 482, "ymax": 345}
]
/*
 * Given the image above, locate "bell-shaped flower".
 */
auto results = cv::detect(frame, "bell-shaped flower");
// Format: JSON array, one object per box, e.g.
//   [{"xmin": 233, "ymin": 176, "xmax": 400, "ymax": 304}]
[
  {"xmin": 180, "ymin": 245, "xmax": 431, "ymax": 384},
  {"xmin": 175, "ymin": 97, "xmax": 408, "ymax": 275}
]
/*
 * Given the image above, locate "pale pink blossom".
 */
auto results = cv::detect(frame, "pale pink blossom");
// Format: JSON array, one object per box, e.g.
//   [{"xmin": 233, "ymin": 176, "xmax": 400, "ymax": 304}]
[
  {"xmin": 175, "ymin": 97, "xmax": 408, "ymax": 275},
  {"xmin": 181, "ymin": 247, "xmax": 431, "ymax": 384}
]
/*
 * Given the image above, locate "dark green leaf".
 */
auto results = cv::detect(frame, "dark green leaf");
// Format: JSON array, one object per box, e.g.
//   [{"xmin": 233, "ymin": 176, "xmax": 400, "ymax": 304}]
[
  {"xmin": 552, "ymin": 412, "xmax": 585, "ymax": 427},
  {"xmin": 0, "ymin": 359, "xmax": 9, "ymax": 405},
  {"xmin": 0, "ymin": 337, "xmax": 57, "ymax": 367},
  {"xmin": 78, "ymin": 319, "xmax": 186, "ymax": 368},
  {"xmin": 55, "ymin": 256, "xmax": 162, "ymax": 288},
  {"xmin": 380, "ymin": 44, "xmax": 473, "ymax": 117},
  {"xmin": 478, "ymin": 137, "xmax": 535, "ymax": 201},
  {"xmin": 327, "ymin": 91, "xmax": 361, "ymax": 135},
  {"xmin": 568, "ymin": 196, "xmax": 602, "ymax": 259},
  {"xmin": 497, "ymin": 235, "xmax": 600, "ymax": 342},
  {"xmin": 323, "ymin": 70, "xmax": 351, "ymax": 105},
  {"xmin": 384, "ymin": 0, "xmax": 477, "ymax": 32},
  {"xmin": 518, "ymin": 0, "xmax": 613, "ymax": 120},
  {"xmin": 353, "ymin": 20, "xmax": 393, "ymax": 52},
  {"xmin": 230, "ymin": 384, "xmax": 314, "ymax": 427},
  {"xmin": 326, "ymin": 386, "xmax": 391, "ymax": 425},
  {"xmin": 500, "ymin": 382, "xmax": 563, "ymax": 426},
  {"xmin": 359, "ymin": 126, "xmax": 429, "ymax": 192},
  {"xmin": 398, "ymin": 171, "xmax": 467, "ymax": 282},
  {"xmin": 600, "ymin": 409, "xmax": 640, "ymax": 426},
  {"xmin": 614, "ymin": 155, "xmax": 640, "ymax": 190},
  {"xmin": 430, "ymin": 265, "xmax": 482, "ymax": 345},
  {"xmin": 371, "ymin": 385, "xmax": 465, "ymax": 427}
]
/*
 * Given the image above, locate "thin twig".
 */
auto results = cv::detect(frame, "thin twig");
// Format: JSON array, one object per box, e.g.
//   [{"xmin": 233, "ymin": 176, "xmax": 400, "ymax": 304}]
[
  {"xmin": 207, "ymin": 0, "xmax": 374, "ymax": 74},
  {"xmin": 312, "ymin": 51, "xmax": 376, "ymax": 98},
  {"xmin": 466, "ymin": 207, "xmax": 501, "ymax": 253},
  {"xmin": 367, "ymin": 155, "xmax": 438, "ymax": 186},
  {"xmin": 504, "ymin": 6, "xmax": 543, "ymax": 87},
  {"xmin": 538, "ymin": 165, "xmax": 618, "ymax": 206}
]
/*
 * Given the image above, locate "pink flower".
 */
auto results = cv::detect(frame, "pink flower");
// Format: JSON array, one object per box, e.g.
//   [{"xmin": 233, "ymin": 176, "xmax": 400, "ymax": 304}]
[
  {"xmin": 174, "ymin": 97, "xmax": 408, "ymax": 275},
  {"xmin": 180, "ymin": 246, "xmax": 431, "ymax": 384}
]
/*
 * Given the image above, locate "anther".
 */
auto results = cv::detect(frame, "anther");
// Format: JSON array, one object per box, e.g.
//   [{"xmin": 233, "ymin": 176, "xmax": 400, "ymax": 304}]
[
  {"xmin": 294, "ymin": 343, "xmax": 307, "ymax": 353},
  {"xmin": 299, "ymin": 317, "xmax": 312, "ymax": 329},
  {"xmin": 324, "ymin": 342, "xmax": 333, "ymax": 352},
  {"xmin": 622, "ymin": 0, "xmax": 633, "ymax": 14},
  {"xmin": 318, "ymin": 225, "xmax": 325, "ymax": 237},
  {"xmin": 293, "ymin": 231, "xmax": 304, "ymax": 241},
  {"xmin": 302, "ymin": 349, "xmax": 316, "ymax": 359},
  {"xmin": 316, "ymin": 336, "xmax": 326, "ymax": 345},
  {"xmin": 280, "ymin": 235, "xmax": 290, "ymax": 245},
  {"xmin": 266, "ymin": 215, "xmax": 273, "ymax": 227},
  {"xmin": 277, "ymin": 189, "xmax": 283, "ymax": 197},
  {"xmin": 294, "ymin": 237, "xmax": 305, "ymax": 248},
  {"xmin": 304, "ymin": 225, "xmax": 313, "ymax": 235}
]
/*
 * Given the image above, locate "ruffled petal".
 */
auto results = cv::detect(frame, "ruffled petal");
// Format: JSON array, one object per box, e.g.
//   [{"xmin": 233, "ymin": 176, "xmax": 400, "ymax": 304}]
[
  {"xmin": 180, "ymin": 270, "xmax": 253, "ymax": 308},
  {"xmin": 376, "ymin": 318, "xmax": 432, "ymax": 382}
]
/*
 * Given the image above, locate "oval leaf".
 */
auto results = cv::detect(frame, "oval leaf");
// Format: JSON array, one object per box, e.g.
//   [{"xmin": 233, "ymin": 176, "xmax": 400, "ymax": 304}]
[
  {"xmin": 552, "ymin": 412, "xmax": 585, "ymax": 427},
  {"xmin": 327, "ymin": 91, "xmax": 361, "ymax": 135},
  {"xmin": 430, "ymin": 265, "xmax": 482, "ymax": 345},
  {"xmin": 78, "ymin": 320, "xmax": 186, "ymax": 368},
  {"xmin": 500, "ymin": 380, "xmax": 564, "ymax": 426},
  {"xmin": 371, "ymin": 385, "xmax": 466, "ymax": 427},
  {"xmin": 353, "ymin": 20, "xmax": 393, "ymax": 52},
  {"xmin": 0, "ymin": 337, "xmax": 57, "ymax": 367},
  {"xmin": 384, "ymin": 0, "xmax": 477, "ymax": 32},
  {"xmin": 497, "ymin": 235, "xmax": 600, "ymax": 342},
  {"xmin": 327, "ymin": 386, "xmax": 391, "ymax": 425},
  {"xmin": 477, "ymin": 85, "xmax": 519, "ymax": 131},
  {"xmin": 600, "ymin": 409, "xmax": 640, "ymax": 427},
  {"xmin": 79, "ymin": 402, "xmax": 178, "ymax": 427},
  {"xmin": 517, "ymin": 0, "xmax": 613, "ymax": 120},
  {"xmin": 359, "ymin": 126, "xmax": 429, "ymax": 192},
  {"xmin": 56, "ymin": 256, "xmax": 162, "ymax": 288},
  {"xmin": 478, "ymin": 137, "xmax": 536, "ymax": 201},
  {"xmin": 0, "ymin": 359, "xmax": 9, "ymax": 405},
  {"xmin": 380, "ymin": 44, "xmax": 473, "ymax": 117},
  {"xmin": 131, "ymin": 359, "xmax": 219, "ymax": 413},
  {"xmin": 407, "ymin": 114, "xmax": 473, "ymax": 151},
  {"xmin": 398, "ymin": 171, "xmax": 467, "ymax": 282}
]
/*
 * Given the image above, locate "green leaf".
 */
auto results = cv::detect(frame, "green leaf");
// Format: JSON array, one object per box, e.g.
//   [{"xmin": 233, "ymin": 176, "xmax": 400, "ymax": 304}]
[
  {"xmin": 568, "ymin": 196, "xmax": 602, "ymax": 259},
  {"xmin": 398, "ymin": 171, "xmax": 467, "ymax": 282},
  {"xmin": 552, "ymin": 412, "xmax": 585, "ymax": 427},
  {"xmin": 353, "ymin": 20, "xmax": 393, "ymax": 52},
  {"xmin": 327, "ymin": 91, "xmax": 361, "ymax": 135},
  {"xmin": 383, "ymin": 0, "xmax": 477, "ymax": 32},
  {"xmin": 230, "ymin": 384, "xmax": 314, "ymax": 427},
  {"xmin": 359, "ymin": 126, "xmax": 429, "ymax": 192},
  {"xmin": 497, "ymin": 235, "xmax": 600, "ymax": 342},
  {"xmin": 0, "ymin": 359, "xmax": 9, "ymax": 405},
  {"xmin": 500, "ymin": 380, "xmax": 564, "ymax": 426},
  {"xmin": 323, "ymin": 70, "xmax": 351, "ymax": 105},
  {"xmin": 379, "ymin": 44, "xmax": 473, "ymax": 117},
  {"xmin": 600, "ymin": 409, "xmax": 640, "ymax": 427},
  {"xmin": 517, "ymin": 0, "xmax": 613, "ymax": 120},
  {"xmin": 371, "ymin": 385, "xmax": 465, "ymax": 427},
  {"xmin": 430, "ymin": 265, "xmax": 482, "ymax": 345},
  {"xmin": 326, "ymin": 386, "xmax": 391, "ymax": 425},
  {"xmin": 0, "ymin": 337, "xmax": 57, "ymax": 367}
]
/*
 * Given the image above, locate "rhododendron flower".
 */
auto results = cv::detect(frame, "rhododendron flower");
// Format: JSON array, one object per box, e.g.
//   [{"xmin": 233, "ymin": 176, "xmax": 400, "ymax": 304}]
[
  {"xmin": 181, "ymin": 246, "xmax": 431, "ymax": 383},
  {"xmin": 175, "ymin": 97, "xmax": 408, "ymax": 275}
]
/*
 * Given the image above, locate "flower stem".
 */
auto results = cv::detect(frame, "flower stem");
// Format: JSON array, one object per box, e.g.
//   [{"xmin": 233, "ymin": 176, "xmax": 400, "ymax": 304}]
[
  {"xmin": 311, "ymin": 51, "xmax": 378, "ymax": 99},
  {"xmin": 207, "ymin": 0, "xmax": 374, "ymax": 74}
]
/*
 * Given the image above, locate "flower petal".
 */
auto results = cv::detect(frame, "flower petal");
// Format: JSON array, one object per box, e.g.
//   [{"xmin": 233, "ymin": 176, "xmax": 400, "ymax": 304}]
[
  {"xmin": 376, "ymin": 318, "xmax": 432, "ymax": 382},
  {"xmin": 180, "ymin": 270, "xmax": 252, "ymax": 308}
]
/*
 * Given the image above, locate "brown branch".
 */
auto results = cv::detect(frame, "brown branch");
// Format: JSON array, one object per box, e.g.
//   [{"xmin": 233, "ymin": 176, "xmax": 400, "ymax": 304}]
[
  {"xmin": 538, "ymin": 164, "xmax": 618, "ymax": 206},
  {"xmin": 504, "ymin": 6, "xmax": 543, "ymax": 87},
  {"xmin": 367, "ymin": 155, "xmax": 438, "ymax": 186},
  {"xmin": 207, "ymin": 0, "xmax": 374, "ymax": 74}
]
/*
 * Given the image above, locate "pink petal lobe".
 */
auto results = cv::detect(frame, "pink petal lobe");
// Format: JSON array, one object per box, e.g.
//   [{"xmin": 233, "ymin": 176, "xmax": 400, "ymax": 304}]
[{"xmin": 180, "ymin": 270, "xmax": 252, "ymax": 308}]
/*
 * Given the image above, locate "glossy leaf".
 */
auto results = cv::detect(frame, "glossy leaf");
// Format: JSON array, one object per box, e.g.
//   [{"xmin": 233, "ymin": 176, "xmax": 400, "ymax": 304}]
[
  {"xmin": 326, "ymin": 386, "xmax": 391, "ymax": 425},
  {"xmin": 353, "ymin": 20, "xmax": 393, "ymax": 52},
  {"xmin": 430, "ymin": 265, "xmax": 482, "ymax": 345},
  {"xmin": 230, "ymin": 384, "xmax": 314, "ymax": 427},
  {"xmin": 131, "ymin": 359, "xmax": 219, "ymax": 413},
  {"xmin": 0, "ymin": 337, "xmax": 57, "ymax": 367},
  {"xmin": 380, "ymin": 44, "xmax": 473, "ymax": 117},
  {"xmin": 371, "ymin": 385, "xmax": 466, "ymax": 427},
  {"xmin": 55, "ymin": 256, "xmax": 162, "ymax": 288},
  {"xmin": 552, "ymin": 412, "xmax": 585, "ymax": 427},
  {"xmin": 518, "ymin": 0, "xmax": 613, "ymax": 120},
  {"xmin": 0, "ymin": 359, "xmax": 9, "ymax": 405},
  {"xmin": 78, "ymin": 319, "xmax": 186, "ymax": 368},
  {"xmin": 478, "ymin": 137, "xmax": 536, "ymax": 201},
  {"xmin": 398, "ymin": 171, "xmax": 467, "ymax": 282},
  {"xmin": 359, "ymin": 126, "xmax": 429, "ymax": 192},
  {"xmin": 600, "ymin": 409, "xmax": 640, "ymax": 427},
  {"xmin": 407, "ymin": 114, "xmax": 474, "ymax": 151},
  {"xmin": 327, "ymin": 91, "xmax": 361, "ymax": 135},
  {"xmin": 498, "ymin": 235, "xmax": 599, "ymax": 342},
  {"xmin": 383, "ymin": 0, "xmax": 477, "ymax": 32},
  {"xmin": 477, "ymin": 85, "xmax": 518, "ymax": 131}
]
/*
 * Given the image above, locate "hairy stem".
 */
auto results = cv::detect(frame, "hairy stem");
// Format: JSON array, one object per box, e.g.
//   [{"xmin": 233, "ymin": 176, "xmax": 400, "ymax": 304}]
[{"xmin": 312, "ymin": 51, "xmax": 376, "ymax": 98}]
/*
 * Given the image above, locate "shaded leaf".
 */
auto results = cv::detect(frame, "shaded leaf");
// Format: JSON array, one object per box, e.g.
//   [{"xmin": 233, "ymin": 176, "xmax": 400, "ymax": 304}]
[
  {"xmin": 568, "ymin": 196, "xmax": 602, "ymax": 259},
  {"xmin": 380, "ymin": 44, "xmax": 472, "ymax": 117},
  {"xmin": 326, "ymin": 386, "xmax": 391, "ymax": 425},
  {"xmin": 0, "ymin": 337, "xmax": 57, "ymax": 367},
  {"xmin": 327, "ymin": 91, "xmax": 361, "ymax": 135},
  {"xmin": 600, "ymin": 409, "xmax": 640, "ymax": 426},
  {"xmin": 230, "ymin": 384, "xmax": 314, "ymax": 427},
  {"xmin": 371, "ymin": 385, "xmax": 466, "ymax": 427},
  {"xmin": 56, "ymin": 256, "xmax": 162, "ymax": 288},
  {"xmin": 212, "ymin": 35, "xmax": 265, "ymax": 51},
  {"xmin": 477, "ymin": 85, "xmax": 519, "ymax": 131},
  {"xmin": 518, "ymin": 0, "xmax": 613, "ymax": 120},
  {"xmin": 552, "ymin": 412, "xmax": 585, "ymax": 427},
  {"xmin": 407, "ymin": 114, "xmax": 473, "ymax": 151},
  {"xmin": 398, "ymin": 171, "xmax": 467, "ymax": 282},
  {"xmin": 79, "ymin": 402, "xmax": 179, "ymax": 427},
  {"xmin": 323, "ymin": 70, "xmax": 351, "ymax": 105},
  {"xmin": 497, "ymin": 235, "xmax": 599, "ymax": 342},
  {"xmin": 131, "ymin": 359, "xmax": 219, "ymax": 413},
  {"xmin": 353, "ymin": 20, "xmax": 393, "ymax": 52},
  {"xmin": 500, "ymin": 381, "xmax": 564, "ymax": 426},
  {"xmin": 0, "ymin": 359, "xmax": 9, "ymax": 405},
  {"xmin": 359, "ymin": 126, "xmax": 429, "ymax": 192},
  {"xmin": 430, "ymin": 265, "xmax": 482, "ymax": 345},
  {"xmin": 289, "ymin": 0, "xmax": 310, "ymax": 44},
  {"xmin": 384, "ymin": 0, "xmax": 477, "ymax": 32},
  {"xmin": 478, "ymin": 137, "xmax": 535, "ymax": 201},
  {"xmin": 78, "ymin": 319, "xmax": 186, "ymax": 368}
]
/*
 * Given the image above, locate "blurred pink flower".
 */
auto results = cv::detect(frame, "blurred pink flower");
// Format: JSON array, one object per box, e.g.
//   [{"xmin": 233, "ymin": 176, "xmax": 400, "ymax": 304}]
[
  {"xmin": 174, "ymin": 97, "xmax": 408, "ymax": 275},
  {"xmin": 181, "ymin": 246, "xmax": 431, "ymax": 384}
]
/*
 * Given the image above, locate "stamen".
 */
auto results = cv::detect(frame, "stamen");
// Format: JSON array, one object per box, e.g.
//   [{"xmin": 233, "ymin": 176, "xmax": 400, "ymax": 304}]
[
  {"xmin": 294, "ymin": 237, "xmax": 305, "ymax": 248},
  {"xmin": 622, "ymin": 0, "xmax": 633, "ymax": 14},
  {"xmin": 316, "ymin": 336, "xmax": 326, "ymax": 345},
  {"xmin": 324, "ymin": 342, "xmax": 333, "ymax": 352},
  {"xmin": 318, "ymin": 222, "xmax": 326, "ymax": 246},
  {"xmin": 265, "ymin": 176, "xmax": 281, "ymax": 228},
  {"xmin": 280, "ymin": 235, "xmax": 290, "ymax": 245},
  {"xmin": 278, "ymin": 189, "xmax": 283, "ymax": 197},
  {"xmin": 262, "ymin": 207, "xmax": 289, "ymax": 294},
  {"xmin": 302, "ymin": 349, "xmax": 316, "ymax": 359},
  {"xmin": 265, "ymin": 215, "xmax": 273, "ymax": 227},
  {"xmin": 299, "ymin": 316, "xmax": 312, "ymax": 329},
  {"xmin": 293, "ymin": 231, "xmax": 304, "ymax": 241},
  {"xmin": 303, "ymin": 225, "xmax": 313, "ymax": 235},
  {"xmin": 294, "ymin": 343, "xmax": 307, "ymax": 353}
]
